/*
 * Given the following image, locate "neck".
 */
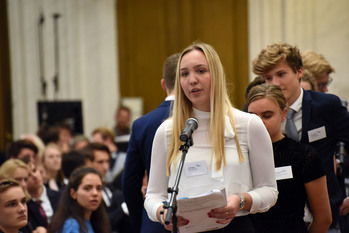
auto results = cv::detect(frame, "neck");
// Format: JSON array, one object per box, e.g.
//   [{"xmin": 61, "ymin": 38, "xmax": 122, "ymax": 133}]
[
  {"xmin": 287, "ymin": 87, "xmax": 301, "ymax": 106},
  {"xmin": 46, "ymin": 170, "xmax": 58, "ymax": 179},
  {"xmin": 30, "ymin": 185, "xmax": 43, "ymax": 199},
  {"xmin": 271, "ymin": 132, "xmax": 285, "ymax": 143},
  {"xmin": 84, "ymin": 210, "xmax": 92, "ymax": 221},
  {"xmin": 167, "ymin": 90, "xmax": 175, "ymax": 96},
  {"xmin": 0, "ymin": 226, "xmax": 18, "ymax": 233}
]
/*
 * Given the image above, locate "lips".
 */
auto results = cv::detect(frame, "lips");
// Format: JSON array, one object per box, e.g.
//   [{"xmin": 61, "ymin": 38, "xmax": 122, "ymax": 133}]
[
  {"xmin": 90, "ymin": 199, "xmax": 100, "ymax": 205},
  {"xmin": 191, "ymin": 88, "xmax": 201, "ymax": 93},
  {"xmin": 18, "ymin": 215, "xmax": 27, "ymax": 220}
]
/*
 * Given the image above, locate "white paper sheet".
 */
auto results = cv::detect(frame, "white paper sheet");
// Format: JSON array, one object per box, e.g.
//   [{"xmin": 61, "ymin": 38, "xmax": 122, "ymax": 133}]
[{"xmin": 176, "ymin": 187, "xmax": 228, "ymax": 233}]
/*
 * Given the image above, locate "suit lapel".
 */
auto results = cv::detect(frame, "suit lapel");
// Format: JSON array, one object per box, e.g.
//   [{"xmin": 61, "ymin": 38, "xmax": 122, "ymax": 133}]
[{"xmin": 301, "ymin": 90, "xmax": 312, "ymax": 143}]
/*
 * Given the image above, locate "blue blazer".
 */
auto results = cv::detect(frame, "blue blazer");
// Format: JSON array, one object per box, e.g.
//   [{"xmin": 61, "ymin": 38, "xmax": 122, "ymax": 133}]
[
  {"xmin": 301, "ymin": 90, "xmax": 349, "ymax": 227},
  {"xmin": 122, "ymin": 100, "xmax": 172, "ymax": 233}
]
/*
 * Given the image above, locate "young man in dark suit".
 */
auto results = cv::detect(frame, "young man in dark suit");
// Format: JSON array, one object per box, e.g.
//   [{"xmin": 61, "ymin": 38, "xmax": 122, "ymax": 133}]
[
  {"xmin": 26, "ymin": 161, "xmax": 60, "ymax": 229},
  {"xmin": 252, "ymin": 42, "xmax": 349, "ymax": 232},
  {"xmin": 122, "ymin": 53, "xmax": 180, "ymax": 233}
]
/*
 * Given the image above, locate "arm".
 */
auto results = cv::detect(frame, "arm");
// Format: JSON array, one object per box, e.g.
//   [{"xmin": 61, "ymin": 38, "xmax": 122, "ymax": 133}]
[
  {"xmin": 247, "ymin": 115, "xmax": 278, "ymax": 213},
  {"xmin": 144, "ymin": 121, "xmax": 171, "ymax": 222},
  {"xmin": 305, "ymin": 176, "xmax": 332, "ymax": 233},
  {"xmin": 209, "ymin": 114, "xmax": 277, "ymax": 223},
  {"xmin": 144, "ymin": 121, "xmax": 189, "ymax": 231}
]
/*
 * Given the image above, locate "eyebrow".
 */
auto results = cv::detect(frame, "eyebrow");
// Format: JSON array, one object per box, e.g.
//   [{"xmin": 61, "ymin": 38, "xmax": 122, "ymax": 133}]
[
  {"xmin": 4, "ymin": 197, "xmax": 25, "ymax": 205},
  {"xmin": 180, "ymin": 64, "xmax": 208, "ymax": 71}
]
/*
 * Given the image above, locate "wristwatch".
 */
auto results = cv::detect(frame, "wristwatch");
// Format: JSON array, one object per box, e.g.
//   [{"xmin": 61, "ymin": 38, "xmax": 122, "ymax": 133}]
[{"xmin": 234, "ymin": 193, "xmax": 245, "ymax": 210}]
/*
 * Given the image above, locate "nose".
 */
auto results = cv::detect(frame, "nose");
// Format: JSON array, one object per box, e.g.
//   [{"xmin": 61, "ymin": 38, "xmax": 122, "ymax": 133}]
[
  {"xmin": 188, "ymin": 73, "xmax": 198, "ymax": 85},
  {"xmin": 18, "ymin": 203, "xmax": 27, "ymax": 212},
  {"xmin": 270, "ymin": 78, "xmax": 281, "ymax": 86},
  {"xmin": 92, "ymin": 188, "xmax": 99, "ymax": 196},
  {"xmin": 20, "ymin": 180, "xmax": 27, "ymax": 190}
]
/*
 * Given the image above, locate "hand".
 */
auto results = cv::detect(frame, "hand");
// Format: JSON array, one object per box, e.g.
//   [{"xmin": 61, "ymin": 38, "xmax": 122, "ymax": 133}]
[
  {"xmin": 207, "ymin": 194, "xmax": 240, "ymax": 224},
  {"xmin": 340, "ymin": 197, "xmax": 349, "ymax": 216},
  {"xmin": 160, "ymin": 209, "xmax": 189, "ymax": 231}
]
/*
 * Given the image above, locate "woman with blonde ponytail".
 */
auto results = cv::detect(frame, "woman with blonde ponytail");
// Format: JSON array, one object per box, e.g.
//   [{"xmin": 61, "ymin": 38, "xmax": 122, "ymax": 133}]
[{"xmin": 145, "ymin": 42, "xmax": 278, "ymax": 233}]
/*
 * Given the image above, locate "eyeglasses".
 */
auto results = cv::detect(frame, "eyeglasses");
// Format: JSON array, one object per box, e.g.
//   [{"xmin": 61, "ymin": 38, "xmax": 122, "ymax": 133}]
[{"xmin": 317, "ymin": 77, "xmax": 333, "ymax": 90}]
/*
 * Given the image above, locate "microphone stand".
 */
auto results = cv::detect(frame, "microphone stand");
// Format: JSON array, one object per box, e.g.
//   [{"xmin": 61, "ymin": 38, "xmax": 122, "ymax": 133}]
[{"xmin": 162, "ymin": 136, "xmax": 193, "ymax": 233}]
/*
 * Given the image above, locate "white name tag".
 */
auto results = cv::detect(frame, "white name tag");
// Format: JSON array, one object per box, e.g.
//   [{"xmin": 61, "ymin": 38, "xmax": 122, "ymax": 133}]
[
  {"xmin": 308, "ymin": 126, "xmax": 326, "ymax": 143},
  {"xmin": 275, "ymin": 166, "xmax": 293, "ymax": 180},
  {"xmin": 184, "ymin": 161, "xmax": 208, "ymax": 177}
]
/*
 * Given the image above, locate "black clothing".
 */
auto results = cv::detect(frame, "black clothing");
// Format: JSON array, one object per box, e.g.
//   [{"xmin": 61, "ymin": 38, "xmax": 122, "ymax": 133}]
[
  {"xmin": 204, "ymin": 215, "xmax": 255, "ymax": 233},
  {"xmin": 251, "ymin": 136, "xmax": 325, "ymax": 233}
]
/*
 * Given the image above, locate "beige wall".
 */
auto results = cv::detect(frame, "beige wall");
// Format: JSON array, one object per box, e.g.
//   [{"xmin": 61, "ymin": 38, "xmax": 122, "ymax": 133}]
[
  {"xmin": 7, "ymin": 0, "xmax": 119, "ymax": 139},
  {"xmin": 7, "ymin": 0, "xmax": 349, "ymax": 139},
  {"xmin": 248, "ymin": 0, "xmax": 349, "ymax": 102}
]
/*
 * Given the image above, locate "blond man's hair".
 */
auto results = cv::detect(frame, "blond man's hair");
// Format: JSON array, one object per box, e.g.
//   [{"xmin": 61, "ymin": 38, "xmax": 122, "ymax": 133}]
[
  {"xmin": 166, "ymin": 42, "xmax": 243, "ymax": 175},
  {"xmin": 302, "ymin": 50, "xmax": 335, "ymax": 81},
  {"xmin": 252, "ymin": 42, "xmax": 303, "ymax": 76}
]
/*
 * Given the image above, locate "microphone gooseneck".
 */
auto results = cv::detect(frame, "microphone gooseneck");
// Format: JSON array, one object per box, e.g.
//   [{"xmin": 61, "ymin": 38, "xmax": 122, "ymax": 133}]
[{"xmin": 180, "ymin": 118, "xmax": 199, "ymax": 142}]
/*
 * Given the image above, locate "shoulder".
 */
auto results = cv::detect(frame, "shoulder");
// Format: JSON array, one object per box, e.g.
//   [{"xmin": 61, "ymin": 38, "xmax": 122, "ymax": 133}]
[
  {"xmin": 232, "ymin": 108, "xmax": 264, "ymax": 127},
  {"xmin": 304, "ymin": 90, "xmax": 342, "ymax": 105},
  {"xmin": 283, "ymin": 137, "xmax": 318, "ymax": 161},
  {"xmin": 62, "ymin": 218, "xmax": 80, "ymax": 232},
  {"xmin": 155, "ymin": 118, "xmax": 173, "ymax": 135},
  {"xmin": 132, "ymin": 101, "xmax": 171, "ymax": 129}
]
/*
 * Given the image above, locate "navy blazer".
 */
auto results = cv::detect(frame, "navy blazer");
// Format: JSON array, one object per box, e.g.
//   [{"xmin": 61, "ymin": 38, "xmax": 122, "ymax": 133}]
[
  {"xmin": 122, "ymin": 100, "xmax": 172, "ymax": 233},
  {"xmin": 301, "ymin": 90, "xmax": 349, "ymax": 227},
  {"xmin": 26, "ymin": 186, "xmax": 61, "ymax": 230}
]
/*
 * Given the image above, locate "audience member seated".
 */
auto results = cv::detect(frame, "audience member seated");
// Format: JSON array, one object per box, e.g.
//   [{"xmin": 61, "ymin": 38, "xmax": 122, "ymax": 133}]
[
  {"xmin": 70, "ymin": 134, "xmax": 90, "ymax": 151},
  {"xmin": 20, "ymin": 134, "xmax": 46, "ymax": 165},
  {"xmin": 41, "ymin": 143, "xmax": 65, "ymax": 192},
  {"xmin": 114, "ymin": 105, "xmax": 131, "ymax": 137},
  {"xmin": 36, "ymin": 123, "xmax": 59, "ymax": 146},
  {"xmin": 26, "ymin": 162, "xmax": 61, "ymax": 229},
  {"xmin": 86, "ymin": 142, "xmax": 132, "ymax": 233},
  {"xmin": 91, "ymin": 127, "xmax": 126, "ymax": 184},
  {"xmin": 0, "ymin": 159, "xmax": 46, "ymax": 233},
  {"xmin": 0, "ymin": 179, "xmax": 28, "ymax": 233},
  {"xmin": 48, "ymin": 166, "xmax": 111, "ymax": 233},
  {"xmin": 7, "ymin": 139, "xmax": 39, "ymax": 166},
  {"xmin": 61, "ymin": 150, "xmax": 93, "ymax": 183},
  {"xmin": 54, "ymin": 121, "xmax": 73, "ymax": 153}
]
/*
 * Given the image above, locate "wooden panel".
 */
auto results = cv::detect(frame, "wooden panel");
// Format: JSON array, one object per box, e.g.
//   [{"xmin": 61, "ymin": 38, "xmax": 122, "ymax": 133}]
[
  {"xmin": 117, "ymin": 0, "xmax": 248, "ymax": 113},
  {"xmin": 0, "ymin": 0, "xmax": 13, "ymax": 151}
]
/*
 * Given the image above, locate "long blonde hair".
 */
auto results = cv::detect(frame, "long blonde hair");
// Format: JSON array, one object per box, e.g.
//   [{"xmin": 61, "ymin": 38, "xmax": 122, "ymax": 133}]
[{"xmin": 166, "ymin": 42, "xmax": 243, "ymax": 175}]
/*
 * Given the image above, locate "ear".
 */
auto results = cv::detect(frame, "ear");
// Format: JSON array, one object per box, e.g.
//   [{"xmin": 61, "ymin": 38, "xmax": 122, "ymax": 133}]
[
  {"xmin": 70, "ymin": 188, "xmax": 77, "ymax": 200},
  {"xmin": 297, "ymin": 67, "xmax": 304, "ymax": 80},
  {"xmin": 281, "ymin": 107, "xmax": 288, "ymax": 122},
  {"xmin": 160, "ymin": 79, "xmax": 166, "ymax": 92}
]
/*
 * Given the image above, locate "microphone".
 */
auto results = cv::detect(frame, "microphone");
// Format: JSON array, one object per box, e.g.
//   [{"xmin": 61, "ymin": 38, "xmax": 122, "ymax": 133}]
[{"xmin": 180, "ymin": 118, "xmax": 199, "ymax": 142}]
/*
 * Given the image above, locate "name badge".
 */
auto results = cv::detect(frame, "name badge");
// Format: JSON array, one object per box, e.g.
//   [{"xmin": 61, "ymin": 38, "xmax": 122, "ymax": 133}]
[
  {"xmin": 184, "ymin": 160, "xmax": 208, "ymax": 177},
  {"xmin": 308, "ymin": 126, "xmax": 326, "ymax": 143},
  {"xmin": 275, "ymin": 166, "xmax": 293, "ymax": 180}
]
